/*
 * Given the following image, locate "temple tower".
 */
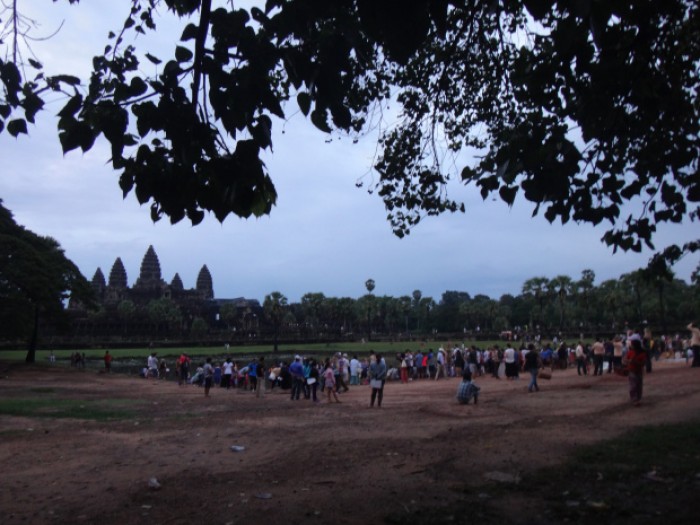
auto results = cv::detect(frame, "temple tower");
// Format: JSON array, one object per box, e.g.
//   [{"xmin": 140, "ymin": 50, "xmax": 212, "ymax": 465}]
[
  {"xmin": 108, "ymin": 258, "xmax": 128, "ymax": 288},
  {"xmin": 196, "ymin": 265, "xmax": 214, "ymax": 299}
]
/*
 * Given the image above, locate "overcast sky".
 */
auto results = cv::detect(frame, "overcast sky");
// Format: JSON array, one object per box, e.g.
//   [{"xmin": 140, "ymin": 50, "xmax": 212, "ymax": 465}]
[{"xmin": 1, "ymin": 2, "xmax": 697, "ymax": 303}]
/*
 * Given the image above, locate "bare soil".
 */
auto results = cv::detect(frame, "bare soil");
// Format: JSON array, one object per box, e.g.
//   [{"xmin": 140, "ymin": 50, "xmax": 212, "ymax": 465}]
[{"xmin": 1, "ymin": 359, "xmax": 698, "ymax": 525}]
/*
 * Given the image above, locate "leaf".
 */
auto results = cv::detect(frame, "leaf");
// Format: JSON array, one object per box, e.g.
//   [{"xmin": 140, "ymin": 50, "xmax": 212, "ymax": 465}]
[
  {"xmin": 175, "ymin": 46, "xmax": 193, "ymax": 63},
  {"xmin": 310, "ymin": 109, "xmax": 331, "ymax": 133},
  {"xmin": 57, "ymin": 94, "xmax": 83, "ymax": 119},
  {"xmin": 499, "ymin": 185, "xmax": 518, "ymax": 206},
  {"xmin": 145, "ymin": 53, "xmax": 162, "ymax": 65},
  {"xmin": 51, "ymin": 75, "xmax": 82, "ymax": 86},
  {"xmin": 297, "ymin": 92, "xmax": 311, "ymax": 116},
  {"xmin": 181, "ymin": 23, "xmax": 198, "ymax": 42},
  {"xmin": 7, "ymin": 119, "xmax": 28, "ymax": 137},
  {"xmin": 28, "ymin": 58, "xmax": 43, "ymax": 70},
  {"xmin": 129, "ymin": 77, "xmax": 148, "ymax": 97}
]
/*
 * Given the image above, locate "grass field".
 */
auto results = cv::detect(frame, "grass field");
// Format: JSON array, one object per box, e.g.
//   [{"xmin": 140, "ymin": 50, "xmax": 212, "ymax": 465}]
[{"xmin": 0, "ymin": 339, "xmax": 523, "ymax": 362}]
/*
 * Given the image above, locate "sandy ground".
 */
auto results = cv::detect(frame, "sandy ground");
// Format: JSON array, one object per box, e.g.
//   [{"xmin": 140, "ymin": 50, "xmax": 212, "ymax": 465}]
[{"xmin": 0, "ymin": 358, "xmax": 699, "ymax": 525}]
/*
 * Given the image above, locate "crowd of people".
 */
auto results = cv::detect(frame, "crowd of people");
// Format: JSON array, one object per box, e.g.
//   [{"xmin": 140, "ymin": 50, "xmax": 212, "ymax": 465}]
[{"xmin": 127, "ymin": 322, "xmax": 700, "ymax": 407}]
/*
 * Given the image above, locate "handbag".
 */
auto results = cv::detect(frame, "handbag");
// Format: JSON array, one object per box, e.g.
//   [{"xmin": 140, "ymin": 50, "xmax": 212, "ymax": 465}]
[
  {"xmin": 370, "ymin": 379, "xmax": 383, "ymax": 389},
  {"xmin": 306, "ymin": 377, "xmax": 317, "ymax": 385}
]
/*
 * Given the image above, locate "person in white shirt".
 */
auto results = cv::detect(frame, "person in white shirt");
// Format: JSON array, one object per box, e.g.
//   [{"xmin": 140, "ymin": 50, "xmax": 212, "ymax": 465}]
[{"xmin": 221, "ymin": 358, "xmax": 234, "ymax": 389}]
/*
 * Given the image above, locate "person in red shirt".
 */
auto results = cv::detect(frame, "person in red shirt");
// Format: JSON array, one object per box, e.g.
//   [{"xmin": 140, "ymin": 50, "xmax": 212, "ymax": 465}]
[
  {"xmin": 103, "ymin": 351, "xmax": 112, "ymax": 372},
  {"xmin": 624, "ymin": 337, "xmax": 647, "ymax": 406}
]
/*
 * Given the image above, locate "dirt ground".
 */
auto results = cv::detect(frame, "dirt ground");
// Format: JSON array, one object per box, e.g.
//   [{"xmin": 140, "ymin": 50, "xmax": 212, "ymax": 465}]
[{"xmin": 1, "ymin": 358, "xmax": 699, "ymax": 525}]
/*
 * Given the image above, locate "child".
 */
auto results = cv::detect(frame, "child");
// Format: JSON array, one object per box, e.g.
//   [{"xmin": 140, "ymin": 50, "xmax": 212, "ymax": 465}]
[
  {"xmin": 323, "ymin": 361, "xmax": 341, "ymax": 403},
  {"xmin": 456, "ymin": 368, "xmax": 480, "ymax": 405}
]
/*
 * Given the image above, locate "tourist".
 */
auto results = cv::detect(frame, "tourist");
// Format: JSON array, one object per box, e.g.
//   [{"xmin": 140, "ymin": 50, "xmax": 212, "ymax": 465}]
[
  {"xmin": 158, "ymin": 358, "xmax": 167, "ymax": 379},
  {"xmin": 323, "ymin": 360, "xmax": 341, "ymax": 403},
  {"xmin": 202, "ymin": 357, "xmax": 214, "ymax": 397},
  {"xmin": 247, "ymin": 358, "xmax": 258, "ymax": 392},
  {"xmin": 504, "ymin": 344, "xmax": 517, "ymax": 379},
  {"xmin": 591, "ymin": 338, "xmax": 605, "ymax": 376},
  {"xmin": 456, "ymin": 368, "xmax": 480, "ymax": 404},
  {"xmin": 307, "ymin": 359, "xmax": 320, "ymax": 402},
  {"xmin": 369, "ymin": 353, "xmax": 387, "ymax": 408},
  {"xmin": 399, "ymin": 353, "xmax": 409, "ymax": 384},
  {"xmin": 604, "ymin": 338, "xmax": 614, "ymax": 374},
  {"xmin": 177, "ymin": 353, "xmax": 190, "ymax": 386},
  {"xmin": 435, "ymin": 347, "xmax": 446, "ymax": 380},
  {"xmin": 643, "ymin": 327, "xmax": 655, "ymax": 373},
  {"xmin": 48, "ymin": 351, "xmax": 56, "ymax": 364},
  {"xmin": 103, "ymin": 351, "xmax": 112, "ymax": 372},
  {"xmin": 413, "ymin": 349, "xmax": 423, "ymax": 379},
  {"xmin": 467, "ymin": 346, "xmax": 479, "ymax": 377},
  {"xmin": 349, "ymin": 355, "xmax": 360, "ymax": 385},
  {"xmin": 289, "ymin": 355, "xmax": 305, "ymax": 400},
  {"xmin": 255, "ymin": 356, "xmax": 266, "ymax": 398},
  {"xmin": 575, "ymin": 341, "xmax": 588, "ymax": 376},
  {"xmin": 453, "ymin": 346, "xmax": 464, "ymax": 377},
  {"xmin": 221, "ymin": 357, "xmax": 234, "ymax": 389},
  {"xmin": 426, "ymin": 349, "xmax": 436, "ymax": 379},
  {"xmin": 337, "ymin": 353, "xmax": 350, "ymax": 392},
  {"xmin": 623, "ymin": 336, "xmax": 647, "ymax": 406},
  {"xmin": 213, "ymin": 362, "xmax": 222, "ymax": 386},
  {"xmin": 523, "ymin": 344, "xmax": 542, "ymax": 393},
  {"xmin": 688, "ymin": 322, "xmax": 700, "ymax": 367},
  {"xmin": 612, "ymin": 336, "xmax": 624, "ymax": 373},
  {"xmin": 147, "ymin": 352, "xmax": 159, "ymax": 379}
]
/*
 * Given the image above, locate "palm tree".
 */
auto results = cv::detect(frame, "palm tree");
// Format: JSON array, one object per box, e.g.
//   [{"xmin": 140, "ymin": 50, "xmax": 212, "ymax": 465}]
[
  {"xmin": 548, "ymin": 275, "xmax": 573, "ymax": 333},
  {"xmin": 412, "ymin": 289, "xmax": 422, "ymax": 330},
  {"xmin": 575, "ymin": 269, "xmax": 596, "ymax": 331},
  {"xmin": 522, "ymin": 277, "xmax": 549, "ymax": 330},
  {"xmin": 263, "ymin": 291, "xmax": 288, "ymax": 352},
  {"xmin": 365, "ymin": 279, "xmax": 375, "ymax": 341}
]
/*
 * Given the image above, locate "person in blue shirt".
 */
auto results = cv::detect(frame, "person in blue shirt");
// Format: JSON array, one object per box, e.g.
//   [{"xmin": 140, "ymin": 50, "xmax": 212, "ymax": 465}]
[{"xmin": 289, "ymin": 355, "xmax": 305, "ymax": 400}]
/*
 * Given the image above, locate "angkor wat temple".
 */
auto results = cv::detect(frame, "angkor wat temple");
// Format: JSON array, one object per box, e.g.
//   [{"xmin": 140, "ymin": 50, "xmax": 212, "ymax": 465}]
[
  {"xmin": 90, "ymin": 245, "xmax": 215, "ymax": 307},
  {"xmin": 70, "ymin": 245, "xmax": 261, "ymax": 340}
]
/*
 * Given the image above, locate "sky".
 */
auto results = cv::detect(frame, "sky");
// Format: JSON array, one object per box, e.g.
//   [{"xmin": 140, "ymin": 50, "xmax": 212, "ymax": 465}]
[{"xmin": 1, "ymin": 2, "xmax": 697, "ymax": 304}]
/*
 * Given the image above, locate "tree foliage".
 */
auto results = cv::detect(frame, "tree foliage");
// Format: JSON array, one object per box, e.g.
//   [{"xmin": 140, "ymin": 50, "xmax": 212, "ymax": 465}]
[
  {"xmin": 1, "ymin": 1, "xmax": 698, "ymax": 264},
  {"xmin": 0, "ymin": 201, "xmax": 94, "ymax": 361}
]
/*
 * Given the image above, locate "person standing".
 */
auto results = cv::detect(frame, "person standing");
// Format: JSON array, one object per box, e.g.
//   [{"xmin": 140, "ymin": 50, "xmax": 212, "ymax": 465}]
[
  {"xmin": 523, "ymin": 345, "xmax": 542, "ymax": 393},
  {"xmin": 323, "ymin": 360, "xmax": 341, "ymax": 403},
  {"xmin": 103, "ymin": 351, "xmax": 112, "ymax": 373},
  {"xmin": 221, "ymin": 358, "xmax": 233, "ymax": 389},
  {"xmin": 623, "ymin": 337, "xmax": 647, "ymax": 406},
  {"xmin": 369, "ymin": 353, "xmax": 387, "ymax": 408},
  {"xmin": 203, "ymin": 357, "xmax": 214, "ymax": 398},
  {"xmin": 591, "ymin": 338, "xmax": 605, "ymax": 376},
  {"xmin": 336, "ymin": 353, "xmax": 350, "ymax": 392},
  {"xmin": 399, "ymin": 353, "xmax": 409, "ymax": 384},
  {"xmin": 575, "ymin": 341, "xmax": 588, "ymax": 376},
  {"xmin": 255, "ymin": 356, "xmax": 266, "ymax": 398},
  {"xmin": 177, "ymin": 353, "xmax": 190, "ymax": 386},
  {"xmin": 689, "ymin": 322, "xmax": 700, "ymax": 367},
  {"xmin": 349, "ymin": 355, "xmax": 360, "ymax": 385},
  {"xmin": 307, "ymin": 359, "xmax": 320, "ymax": 402},
  {"xmin": 289, "ymin": 355, "xmax": 305, "ymax": 400},
  {"xmin": 503, "ymin": 344, "xmax": 517, "ymax": 379}
]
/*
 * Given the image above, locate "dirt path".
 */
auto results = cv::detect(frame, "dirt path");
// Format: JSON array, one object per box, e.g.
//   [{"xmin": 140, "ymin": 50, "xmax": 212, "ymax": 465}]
[{"xmin": 1, "ymin": 359, "xmax": 698, "ymax": 525}]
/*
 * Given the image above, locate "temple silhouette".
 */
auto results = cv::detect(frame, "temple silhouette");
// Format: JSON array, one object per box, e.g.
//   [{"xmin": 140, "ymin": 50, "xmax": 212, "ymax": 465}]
[{"xmin": 71, "ymin": 245, "xmax": 260, "ymax": 339}]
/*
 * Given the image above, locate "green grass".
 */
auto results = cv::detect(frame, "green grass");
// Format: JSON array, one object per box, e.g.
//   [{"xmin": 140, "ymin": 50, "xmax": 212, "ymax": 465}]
[
  {"xmin": 0, "ymin": 397, "xmax": 138, "ymax": 421},
  {"xmin": 0, "ymin": 339, "xmax": 530, "ymax": 362}
]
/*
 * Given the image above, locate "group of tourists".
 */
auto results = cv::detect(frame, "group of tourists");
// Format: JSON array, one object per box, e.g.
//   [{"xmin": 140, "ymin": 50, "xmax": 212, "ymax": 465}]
[{"xmin": 124, "ymin": 321, "xmax": 700, "ymax": 408}]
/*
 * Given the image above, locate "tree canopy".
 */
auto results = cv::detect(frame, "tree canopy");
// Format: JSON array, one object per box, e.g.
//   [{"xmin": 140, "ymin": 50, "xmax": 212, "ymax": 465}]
[
  {"xmin": 1, "ymin": 1, "xmax": 698, "ymax": 266},
  {"xmin": 0, "ymin": 201, "xmax": 94, "ymax": 361}
]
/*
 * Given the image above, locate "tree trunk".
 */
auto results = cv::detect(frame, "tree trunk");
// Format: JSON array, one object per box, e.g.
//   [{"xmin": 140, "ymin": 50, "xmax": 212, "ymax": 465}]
[{"xmin": 25, "ymin": 304, "xmax": 39, "ymax": 363}]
